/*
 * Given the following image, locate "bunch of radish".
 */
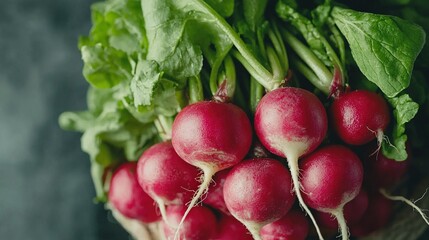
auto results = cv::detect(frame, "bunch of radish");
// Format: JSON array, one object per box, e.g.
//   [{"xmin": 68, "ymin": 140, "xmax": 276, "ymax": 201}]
[
  {"xmin": 60, "ymin": 0, "xmax": 429, "ymax": 239},
  {"xmin": 104, "ymin": 84, "xmax": 428, "ymax": 240}
]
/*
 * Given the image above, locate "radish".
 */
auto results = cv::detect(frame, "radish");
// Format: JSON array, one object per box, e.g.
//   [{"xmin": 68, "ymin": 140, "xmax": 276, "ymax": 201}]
[
  {"xmin": 362, "ymin": 147, "xmax": 410, "ymax": 190},
  {"xmin": 254, "ymin": 87, "xmax": 328, "ymax": 239},
  {"xmin": 162, "ymin": 205, "xmax": 217, "ymax": 240},
  {"xmin": 171, "ymin": 100, "xmax": 252, "ymax": 238},
  {"xmin": 260, "ymin": 209, "xmax": 309, "ymax": 240},
  {"xmin": 316, "ymin": 189, "xmax": 369, "ymax": 229},
  {"xmin": 136, "ymin": 141, "xmax": 200, "ymax": 224},
  {"xmin": 223, "ymin": 158, "xmax": 295, "ymax": 240},
  {"xmin": 213, "ymin": 214, "xmax": 253, "ymax": 240},
  {"xmin": 330, "ymin": 90, "xmax": 390, "ymax": 146},
  {"xmin": 108, "ymin": 162, "xmax": 160, "ymax": 223},
  {"xmin": 300, "ymin": 145, "xmax": 364, "ymax": 240},
  {"xmin": 362, "ymin": 147, "xmax": 429, "ymax": 225},
  {"xmin": 349, "ymin": 192, "xmax": 393, "ymax": 237},
  {"xmin": 202, "ymin": 168, "xmax": 231, "ymax": 215}
]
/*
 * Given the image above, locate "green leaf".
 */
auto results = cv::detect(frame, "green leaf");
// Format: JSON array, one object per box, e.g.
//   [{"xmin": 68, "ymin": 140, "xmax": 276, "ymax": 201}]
[
  {"xmin": 276, "ymin": 1, "xmax": 339, "ymax": 69},
  {"xmin": 86, "ymin": 0, "xmax": 147, "ymax": 54},
  {"xmin": 382, "ymin": 94, "xmax": 419, "ymax": 161},
  {"xmin": 79, "ymin": 0, "xmax": 147, "ymax": 89},
  {"xmin": 243, "ymin": 0, "xmax": 268, "ymax": 31},
  {"xmin": 205, "ymin": 0, "xmax": 235, "ymax": 17},
  {"xmin": 81, "ymin": 44, "xmax": 131, "ymax": 88},
  {"xmin": 130, "ymin": 59, "xmax": 163, "ymax": 107},
  {"xmin": 58, "ymin": 111, "xmax": 94, "ymax": 132},
  {"xmin": 141, "ymin": 0, "xmax": 235, "ymax": 84},
  {"xmin": 332, "ymin": 7, "xmax": 426, "ymax": 97}
]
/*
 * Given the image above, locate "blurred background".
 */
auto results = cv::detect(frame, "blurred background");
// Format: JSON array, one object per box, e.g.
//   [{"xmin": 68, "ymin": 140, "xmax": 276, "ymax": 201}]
[{"xmin": 0, "ymin": 0, "xmax": 127, "ymax": 239}]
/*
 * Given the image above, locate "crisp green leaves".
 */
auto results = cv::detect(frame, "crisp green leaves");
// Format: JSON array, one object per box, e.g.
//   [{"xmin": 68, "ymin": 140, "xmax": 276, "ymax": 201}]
[
  {"xmin": 332, "ymin": 7, "xmax": 426, "ymax": 97},
  {"xmin": 81, "ymin": 44, "xmax": 131, "ymax": 88},
  {"xmin": 243, "ymin": 0, "xmax": 268, "ymax": 31},
  {"xmin": 382, "ymin": 94, "xmax": 419, "ymax": 161},
  {"xmin": 79, "ymin": 0, "xmax": 147, "ymax": 89},
  {"xmin": 141, "ymin": 0, "xmax": 232, "ymax": 82},
  {"xmin": 276, "ymin": 1, "xmax": 340, "ymax": 69},
  {"xmin": 59, "ymin": 87, "xmax": 159, "ymax": 201},
  {"xmin": 130, "ymin": 60, "xmax": 163, "ymax": 107},
  {"xmin": 205, "ymin": 0, "xmax": 235, "ymax": 17}
]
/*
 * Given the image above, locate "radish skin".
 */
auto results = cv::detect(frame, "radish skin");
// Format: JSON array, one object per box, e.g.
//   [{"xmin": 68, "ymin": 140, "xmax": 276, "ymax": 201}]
[
  {"xmin": 162, "ymin": 205, "xmax": 217, "ymax": 240},
  {"xmin": 254, "ymin": 87, "xmax": 328, "ymax": 240},
  {"xmin": 300, "ymin": 145, "xmax": 363, "ymax": 240},
  {"xmin": 330, "ymin": 90, "xmax": 390, "ymax": 145},
  {"xmin": 214, "ymin": 214, "xmax": 253, "ymax": 240},
  {"xmin": 136, "ymin": 141, "xmax": 200, "ymax": 225},
  {"xmin": 223, "ymin": 158, "xmax": 295, "ymax": 240},
  {"xmin": 316, "ymin": 189, "xmax": 369, "ymax": 229},
  {"xmin": 108, "ymin": 162, "xmax": 161, "ymax": 223},
  {"xmin": 203, "ymin": 168, "xmax": 231, "ymax": 215},
  {"xmin": 260, "ymin": 209, "xmax": 309, "ymax": 240},
  {"xmin": 171, "ymin": 101, "xmax": 252, "ymax": 240}
]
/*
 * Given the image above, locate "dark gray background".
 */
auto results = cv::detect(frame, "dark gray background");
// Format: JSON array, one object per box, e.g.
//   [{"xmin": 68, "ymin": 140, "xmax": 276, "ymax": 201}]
[{"xmin": 0, "ymin": 0, "xmax": 127, "ymax": 239}]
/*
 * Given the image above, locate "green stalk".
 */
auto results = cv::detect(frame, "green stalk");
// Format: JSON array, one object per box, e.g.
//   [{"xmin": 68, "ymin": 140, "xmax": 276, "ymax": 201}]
[
  {"xmin": 250, "ymin": 76, "xmax": 264, "ymax": 113},
  {"xmin": 210, "ymin": 52, "xmax": 229, "ymax": 95},
  {"xmin": 189, "ymin": 75, "xmax": 204, "ymax": 103},
  {"xmin": 154, "ymin": 115, "xmax": 173, "ymax": 140},
  {"xmin": 191, "ymin": 0, "xmax": 281, "ymax": 90},
  {"xmin": 328, "ymin": 19, "xmax": 346, "ymax": 79},
  {"xmin": 268, "ymin": 22, "xmax": 288, "ymax": 71},
  {"xmin": 266, "ymin": 46, "xmax": 284, "ymax": 82},
  {"xmin": 221, "ymin": 55, "xmax": 237, "ymax": 99},
  {"xmin": 291, "ymin": 56, "xmax": 329, "ymax": 95},
  {"xmin": 281, "ymin": 29, "xmax": 332, "ymax": 93}
]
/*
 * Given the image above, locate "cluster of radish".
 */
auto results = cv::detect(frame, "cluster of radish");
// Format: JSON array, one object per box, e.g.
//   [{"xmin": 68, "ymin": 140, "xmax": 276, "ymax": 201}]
[{"xmin": 108, "ymin": 86, "xmax": 427, "ymax": 240}]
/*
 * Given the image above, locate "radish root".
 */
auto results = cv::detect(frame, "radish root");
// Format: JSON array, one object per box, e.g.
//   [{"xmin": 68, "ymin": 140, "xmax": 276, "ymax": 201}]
[
  {"xmin": 288, "ymin": 155, "xmax": 324, "ymax": 240},
  {"xmin": 154, "ymin": 199, "xmax": 172, "ymax": 228},
  {"xmin": 243, "ymin": 222, "xmax": 263, "ymax": 240},
  {"xmin": 380, "ymin": 188, "xmax": 429, "ymax": 226},
  {"xmin": 332, "ymin": 207, "xmax": 349, "ymax": 240},
  {"xmin": 173, "ymin": 167, "xmax": 215, "ymax": 240}
]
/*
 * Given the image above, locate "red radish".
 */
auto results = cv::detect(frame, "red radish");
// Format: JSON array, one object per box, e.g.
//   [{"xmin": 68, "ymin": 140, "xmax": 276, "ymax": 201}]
[
  {"xmin": 362, "ymin": 147, "xmax": 429, "ymax": 226},
  {"xmin": 202, "ymin": 168, "xmax": 231, "ymax": 215},
  {"xmin": 223, "ymin": 158, "xmax": 295, "ymax": 240},
  {"xmin": 330, "ymin": 90, "xmax": 390, "ymax": 145},
  {"xmin": 171, "ymin": 100, "xmax": 252, "ymax": 239},
  {"xmin": 214, "ymin": 214, "xmax": 253, "ymax": 240},
  {"xmin": 108, "ymin": 162, "xmax": 160, "ymax": 223},
  {"xmin": 254, "ymin": 87, "xmax": 328, "ymax": 239},
  {"xmin": 300, "ymin": 145, "xmax": 363, "ymax": 240},
  {"xmin": 136, "ymin": 141, "xmax": 200, "ymax": 224},
  {"xmin": 316, "ymin": 189, "xmax": 369, "ymax": 229},
  {"xmin": 162, "ymin": 205, "xmax": 217, "ymax": 240},
  {"xmin": 260, "ymin": 209, "xmax": 309, "ymax": 240},
  {"xmin": 350, "ymin": 192, "xmax": 393, "ymax": 237},
  {"xmin": 363, "ymin": 150, "xmax": 409, "ymax": 190}
]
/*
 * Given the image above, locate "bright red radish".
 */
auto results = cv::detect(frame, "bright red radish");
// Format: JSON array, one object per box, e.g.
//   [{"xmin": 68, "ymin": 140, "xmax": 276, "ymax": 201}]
[
  {"xmin": 171, "ymin": 100, "xmax": 252, "ymax": 239},
  {"xmin": 350, "ymin": 193, "xmax": 393, "ymax": 237},
  {"xmin": 214, "ymin": 214, "xmax": 253, "ymax": 240},
  {"xmin": 260, "ymin": 209, "xmax": 309, "ymax": 240},
  {"xmin": 162, "ymin": 205, "xmax": 217, "ymax": 240},
  {"xmin": 316, "ymin": 189, "xmax": 369, "ymax": 229},
  {"xmin": 300, "ymin": 145, "xmax": 363, "ymax": 240},
  {"xmin": 202, "ymin": 168, "xmax": 231, "ymax": 215},
  {"xmin": 136, "ymin": 141, "xmax": 200, "ymax": 224},
  {"xmin": 108, "ymin": 162, "xmax": 160, "ymax": 223},
  {"xmin": 254, "ymin": 87, "xmax": 328, "ymax": 239},
  {"xmin": 223, "ymin": 158, "xmax": 295, "ymax": 240},
  {"xmin": 330, "ymin": 90, "xmax": 390, "ymax": 145}
]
